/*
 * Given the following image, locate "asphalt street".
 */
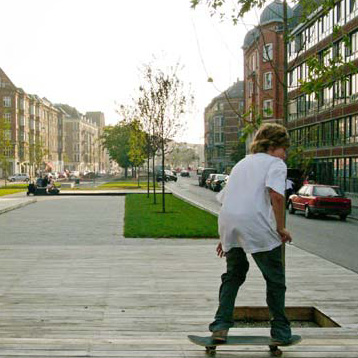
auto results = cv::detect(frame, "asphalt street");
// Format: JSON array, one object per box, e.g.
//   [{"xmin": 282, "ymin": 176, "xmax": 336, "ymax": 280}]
[{"xmin": 168, "ymin": 175, "xmax": 358, "ymax": 274}]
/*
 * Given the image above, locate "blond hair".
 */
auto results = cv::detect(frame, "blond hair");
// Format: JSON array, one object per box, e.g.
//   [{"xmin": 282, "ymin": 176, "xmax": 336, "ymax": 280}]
[{"xmin": 250, "ymin": 123, "xmax": 290, "ymax": 154}]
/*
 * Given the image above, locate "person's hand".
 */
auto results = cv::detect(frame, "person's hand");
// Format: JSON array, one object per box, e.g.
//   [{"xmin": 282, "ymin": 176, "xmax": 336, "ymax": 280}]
[
  {"xmin": 277, "ymin": 228, "xmax": 292, "ymax": 243},
  {"xmin": 216, "ymin": 242, "xmax": 225, "ymax": 258}
]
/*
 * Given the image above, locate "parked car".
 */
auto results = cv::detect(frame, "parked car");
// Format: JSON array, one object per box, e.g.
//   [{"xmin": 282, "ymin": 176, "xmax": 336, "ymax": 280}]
[
  {"xmin": 180, "ymin": 170, "xmax": 190, "ymax": 177},
  {"xmin": 8, "ymin": 173, "xmax": 30, "ymax": 182},
  {"xmin": 211, "ymin": 174, "xmax": 228, "ymax": 192},
  {"xmin": 220, "ymin": 175, "xmax": 230, "ymax": 191},
  {"xmin": 198, "ymin": 168, "xmax": 217, "ymax": 187},
  {"xmin": 156, "ymin": 169, "xmax": 178, "ymax": 182},
  {"xmin": 288, "ymin": 184, "xmax": 351, "ymax": 221}
]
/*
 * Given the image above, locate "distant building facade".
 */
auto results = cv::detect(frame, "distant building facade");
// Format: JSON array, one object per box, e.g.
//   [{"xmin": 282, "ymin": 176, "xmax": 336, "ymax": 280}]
[
  {"xmin": 0, "ymin": 67, "xmax": 108, "ymax": 177},
  {"xmin": 204, "ymin": 80, "xmax": 245, "ymax": 173},
  {"xmin": 287, "ymin": 0, "xmax": 358, "ymax": 192}
]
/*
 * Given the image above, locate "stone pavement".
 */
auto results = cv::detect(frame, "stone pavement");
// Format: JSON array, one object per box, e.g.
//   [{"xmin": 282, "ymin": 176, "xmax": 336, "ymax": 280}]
[
  {"xmin": 0, "ymin": 194, "xmax": 357, "ymax": 357},
  {"xmin": 0, "ymin": 195, "xmax": 37, "ymax": 215}
]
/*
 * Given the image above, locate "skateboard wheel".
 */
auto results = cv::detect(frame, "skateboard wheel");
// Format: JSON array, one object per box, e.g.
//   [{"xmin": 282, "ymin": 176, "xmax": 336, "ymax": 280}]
[
  {"xmin": 205, "ymin": 346, "xmax": 216, "ymax": 355},
  {"xmin": 269, "ymin": 345, "xmax": 282, "ymax": 357}
]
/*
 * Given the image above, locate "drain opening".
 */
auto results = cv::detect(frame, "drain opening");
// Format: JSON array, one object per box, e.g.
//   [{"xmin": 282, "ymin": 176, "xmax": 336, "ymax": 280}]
[{"xmin": 233, "ymin": 306, "xmax": 340, "ymax": 328}]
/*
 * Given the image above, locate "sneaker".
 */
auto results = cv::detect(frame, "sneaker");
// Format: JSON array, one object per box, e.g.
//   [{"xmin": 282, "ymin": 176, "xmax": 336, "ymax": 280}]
[
  {"xmin": 211, "ymin": 329, "xmax": 228, "ymax": 342},
  {"xmin": 271, "ymin": 334, "xmax": 302, "ymax": 346}
]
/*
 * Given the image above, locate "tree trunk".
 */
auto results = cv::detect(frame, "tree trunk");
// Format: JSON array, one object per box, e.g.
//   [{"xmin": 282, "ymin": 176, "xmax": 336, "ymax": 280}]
[
  {"xmin": 152, "ymin": 152, "xmax": 156, "ymax": 204},
  {"xmin": 282, "ymin": 0, "xmax": 288, "ymax": 269},
  {"xmin": 147, "ymin": 154, "xmax": 150, "ymax": 198},
  {"xmin": 161, "ymin": 140, "xmax": 165, "ymax": 213},
  {"xmin": 137, "ymin": 166, "xmax": 140, "ymax": 187}
]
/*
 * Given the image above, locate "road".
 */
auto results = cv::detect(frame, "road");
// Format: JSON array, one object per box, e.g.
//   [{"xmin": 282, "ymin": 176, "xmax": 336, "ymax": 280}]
[{"xmin": 167, "ymin": 175, "xmax": 358, "ymax": 274}]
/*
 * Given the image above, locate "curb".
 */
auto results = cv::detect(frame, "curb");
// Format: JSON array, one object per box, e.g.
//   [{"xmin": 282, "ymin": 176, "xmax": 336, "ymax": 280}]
[
  {"xmin": 0, "ymin": 199, "xmax": 37, "ymax": 215},
  {"xmin": 169, "ymin": 186, "xmax": 219, "ymax": 217}
]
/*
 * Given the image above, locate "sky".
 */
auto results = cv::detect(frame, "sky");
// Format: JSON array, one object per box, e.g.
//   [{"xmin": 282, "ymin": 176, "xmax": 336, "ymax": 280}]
[{"xmin": 1, "ymin": 0, "xmax": 263, "ymax": 144}]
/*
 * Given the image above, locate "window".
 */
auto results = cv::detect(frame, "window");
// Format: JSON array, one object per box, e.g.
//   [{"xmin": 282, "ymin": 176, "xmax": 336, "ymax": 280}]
[
  {"xmin": 297, "ymin": 95, "xmax": 306, "ymax": 118},
  {"xmin": 334, "ymin": 80, "xmax": 346, "ymax": 105},
  {"xmin": 349, "ymin": 115, "xmax": 358, "ymax": 143},
  {"xmin": 350, "ymin": 0, "xmax": 356, "ymax": 13},
  {"xmin": 4, "ymin": 113, "xmax": 11, "ymax": 123},
  {"xmin": 335, "ymin": 1, "xmax": 342, "ymax": 24},
  {"xmin": 3, "ymin": 97, "xmax": 11, "ymax": 107},
  {"xmin": 263, "ymin": 43, "xmax": 273, "ymax": 62},
  {"xmin": 263, "ymin": 99, "xmax": 273, "ymax": 117},
  {"xmin": 263, "ymin": 72, "xmax": 272, "ymax": 89},
  {"xmin": 288, "ymin": 99, "xmax": 297, "ymax": 121},
  {"xmin": 306, "ymin": 93, "xmax": 318, "ymax": 114}
]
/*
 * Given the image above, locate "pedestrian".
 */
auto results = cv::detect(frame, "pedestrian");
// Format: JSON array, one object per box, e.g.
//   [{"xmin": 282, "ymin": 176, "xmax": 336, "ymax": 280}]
[
  {"xmin": 285, "ymin": 178, "xmax": 295, "ymax": 203},
  {"xmin": 209, "ymin": 123, "xmax": 300, "ymax": 346}
]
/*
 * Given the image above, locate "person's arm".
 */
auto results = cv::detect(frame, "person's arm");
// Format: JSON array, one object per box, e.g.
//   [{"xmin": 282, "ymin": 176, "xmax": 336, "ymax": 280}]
[
  {"xmin": 269, "ymin": 188, "xmax": 292, "ymax": 243},
  {"xmin": 216, "ymin": 242, "xmax": 225, "ymax": 258}
]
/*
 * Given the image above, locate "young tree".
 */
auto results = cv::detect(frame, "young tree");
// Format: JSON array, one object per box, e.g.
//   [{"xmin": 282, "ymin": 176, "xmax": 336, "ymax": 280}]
[
  {"xmin": 29, "ymin": 140, "xmax": 48, "ymax": 177},
  {"xmin": 137, "ymin": 73, "xmax": 162, "ymax": 201},
  {"xmin": 137, "ymin": 63, "xmax": 193, "ymax": 213}
]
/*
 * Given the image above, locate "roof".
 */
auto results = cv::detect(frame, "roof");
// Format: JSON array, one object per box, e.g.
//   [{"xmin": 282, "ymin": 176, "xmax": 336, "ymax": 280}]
[
  {"xmin": 259, "ymin": 0, "xmax": 293, "ymax": 26},
  {"xmin": 242, "ymin": 27, "xmax": 260, "ymax": 49}
]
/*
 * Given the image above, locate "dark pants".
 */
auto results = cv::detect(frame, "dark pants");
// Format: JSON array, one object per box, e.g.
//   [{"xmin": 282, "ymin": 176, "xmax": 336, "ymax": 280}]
[{"xmin": 209, "ymin": 246, "xmax": 291, "ymax": 342}]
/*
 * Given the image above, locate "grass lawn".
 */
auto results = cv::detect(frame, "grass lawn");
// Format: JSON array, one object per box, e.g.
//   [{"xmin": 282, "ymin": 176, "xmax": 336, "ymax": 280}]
[
  {"xmin": 0, "ymin": 189, "xmax": 26, "ymax": 196},
  {"xmin": 99, "ymin": 181, "xmax": 158, "ymax": 189},
  {"xmin": 125, "ymin": 193, "xmax": 219, "ymax": 238},
  {"xmin": 0, "ymin": 184, "xmax": 28, "ymax": 189}
]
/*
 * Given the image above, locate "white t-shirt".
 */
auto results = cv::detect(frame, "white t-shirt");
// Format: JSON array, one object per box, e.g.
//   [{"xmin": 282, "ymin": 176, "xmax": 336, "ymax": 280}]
[{"xmin": 218, "ymin": 153, "xmax": 287, "ymax": 254}]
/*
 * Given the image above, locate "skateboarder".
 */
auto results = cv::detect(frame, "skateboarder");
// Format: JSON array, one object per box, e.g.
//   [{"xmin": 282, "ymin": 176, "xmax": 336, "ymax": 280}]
[{"xmin": 209, "ymin": 123, "xmax": 297, "ymax": 346}]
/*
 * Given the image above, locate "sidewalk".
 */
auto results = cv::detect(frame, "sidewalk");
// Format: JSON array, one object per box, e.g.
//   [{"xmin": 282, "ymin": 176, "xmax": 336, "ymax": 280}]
[
  {"xmin": 0, "ymin": 194, "xmax": 357, "ymax": 357},
  {"xmin": 0, "ymin": 194, "xmax": 37, "ymax": 215}
]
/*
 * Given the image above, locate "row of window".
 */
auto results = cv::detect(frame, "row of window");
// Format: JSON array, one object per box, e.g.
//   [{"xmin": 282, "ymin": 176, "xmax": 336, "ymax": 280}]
[
  {"xmin": 0, "ymin": 113, "xmax": 12, "ymax": 122},
  {"xmin": 289, "ymin": 115, "xmax": 358, "ymax": 148},
  {"xmin": 313, "ymin": 157, "xmax": 358, "ymax": 192},
  {"xmin": 288, "ymin": 74, "xmax": 358, "ymax": 121},
  {"xmin": 289, "ymin": 30, "xmax": 358, "ymax": 92},
  {"xmin": 288, "ymin": 0, "xmax": 358, "ymax": 60}
]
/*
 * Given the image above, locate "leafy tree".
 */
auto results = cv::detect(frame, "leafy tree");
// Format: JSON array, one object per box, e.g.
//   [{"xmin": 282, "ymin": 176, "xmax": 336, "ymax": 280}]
[
  {"xmin": 128, "ymin": 119, "xmax": 147, "ymax": 187},
  {"xmin": 230, "ymin": 142, "xmax": 246, "ymax": 164},
  {"xmin": 166, "ymin": 144, "xmax": 199, "ymax": 169},
  {"xmin": 190, "ymin": 0, "xmax": 357, "ymax": 148},
  {"xmin": 286, "ymin": 145, "xmax": 313, "ymax": 177},
  {"xmin": 101, "ymin": 123, "xmax": 133, "ymax": 178}
]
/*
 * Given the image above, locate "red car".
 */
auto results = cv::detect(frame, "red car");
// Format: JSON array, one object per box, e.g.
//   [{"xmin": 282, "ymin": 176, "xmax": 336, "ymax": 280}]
[{"xmin": 288, "ymin": 184, "xmax": 351, "ymax": 221}]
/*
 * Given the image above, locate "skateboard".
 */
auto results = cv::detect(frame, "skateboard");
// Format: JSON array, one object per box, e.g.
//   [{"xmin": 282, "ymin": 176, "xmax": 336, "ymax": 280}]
[{"xmin": 188, "ymin": 334, "xmax": 302, "ymax": 356}]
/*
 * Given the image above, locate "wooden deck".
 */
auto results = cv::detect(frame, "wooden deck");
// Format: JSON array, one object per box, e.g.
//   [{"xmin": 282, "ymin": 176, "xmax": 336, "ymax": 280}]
[{"xmin": 0, "ymin": 196, "xmax": 357, "ymax": 357}]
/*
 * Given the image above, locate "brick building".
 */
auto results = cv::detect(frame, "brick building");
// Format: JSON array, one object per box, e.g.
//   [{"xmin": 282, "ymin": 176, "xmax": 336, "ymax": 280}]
[
  {"xmin": 56, "ymin": 104, "xmax": 102, "ymax": 173},
  {"xmin": 0, "ymin": 68, "xmax": 108, "ymax": 178},
  {"xmin": 287, "ymin": 0, "xmax": 358, "ymax": 192},
  {"xmin": 242, "ymin": 0, "xmax": 293, "ymax": 144},
  {"xmin": 204, "ymin": 80, "xmax": 245, "ymax": 173},
  {"xmin": 0, "ymin": 68, "xmax": 64, "ymax": 176}
]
